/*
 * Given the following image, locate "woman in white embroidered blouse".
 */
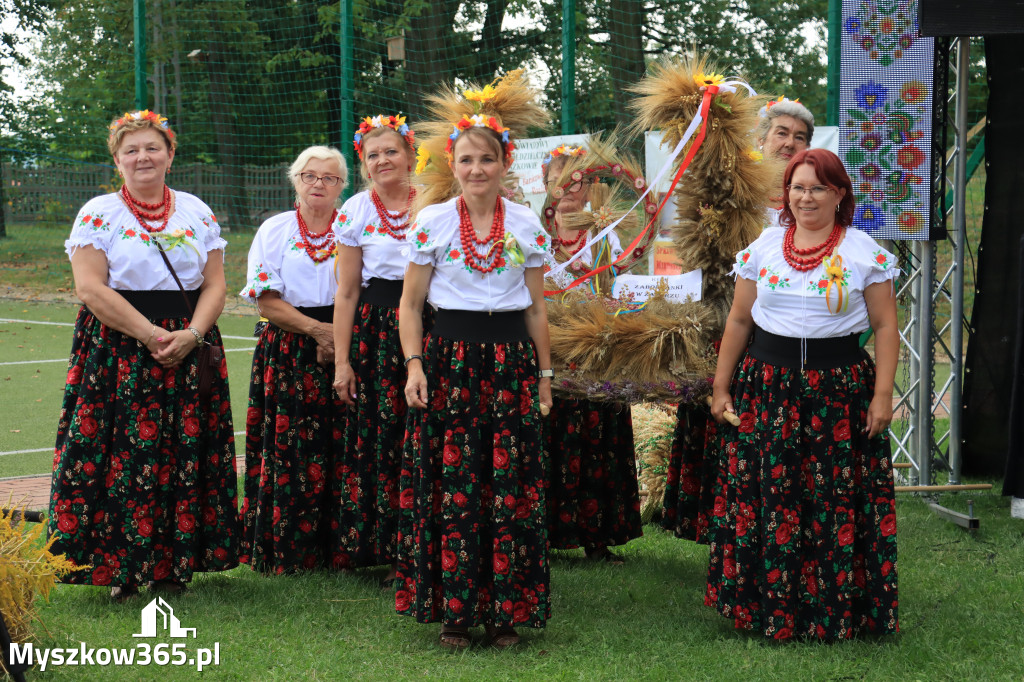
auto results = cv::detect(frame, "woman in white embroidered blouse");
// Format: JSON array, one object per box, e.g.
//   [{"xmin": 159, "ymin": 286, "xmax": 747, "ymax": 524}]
[
  {"xmin": 705, "ymin": 148, "xmax": 900, "ymax": 640},
  {"xmin": 49, "ymin": 110, "xmax": 239, "ymax": 603},
  {"xmin": 330, "ymin": 116, "xmax": 418, "ymax": 583},
  {"xmin": 539, "ymin": 146, "xmax": 641, "ymax": 565},
  {"xmin": 238, "ymin": 145, "xmax": 348, "ymax": 574},
  {"xmin": 396, "ymin": 75, "xmax": 552, "ymax": 650}
]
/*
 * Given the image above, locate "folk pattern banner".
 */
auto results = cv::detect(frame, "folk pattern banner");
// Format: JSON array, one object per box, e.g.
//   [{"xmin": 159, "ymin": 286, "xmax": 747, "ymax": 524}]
[{"xmin": 841, "ymin": 0, "xmax": 934, "ymax": 240}]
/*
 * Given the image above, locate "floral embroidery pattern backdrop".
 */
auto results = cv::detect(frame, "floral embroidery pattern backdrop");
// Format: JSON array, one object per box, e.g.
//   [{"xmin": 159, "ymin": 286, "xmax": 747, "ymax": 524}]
[{"xmin": 841, "ymin": 0, "xmax": 934, "ymax": 240}]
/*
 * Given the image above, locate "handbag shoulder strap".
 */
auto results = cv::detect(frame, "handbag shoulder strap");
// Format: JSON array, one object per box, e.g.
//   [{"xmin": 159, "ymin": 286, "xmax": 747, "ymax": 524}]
[{"xmin": 155, "ymin": 242, "xmax": 197, "ymax": 319}]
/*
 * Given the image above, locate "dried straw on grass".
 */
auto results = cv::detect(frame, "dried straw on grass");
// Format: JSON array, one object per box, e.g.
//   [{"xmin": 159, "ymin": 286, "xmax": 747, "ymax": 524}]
[
  {"xmin": 0, "ymin": 500, "xmax": 83, "ymax": 646},
  {"xmin": 632, "ymin": 403, "xmax": 677, "ymax": 523}
]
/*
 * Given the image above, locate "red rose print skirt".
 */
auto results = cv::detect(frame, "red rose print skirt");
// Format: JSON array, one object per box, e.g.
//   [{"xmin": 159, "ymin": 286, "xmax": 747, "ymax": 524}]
[
  {"xmin": 335, "ymin": 301, "xmax": 425, "ymax": 568},
  {"xmin": 544, "ymin": 398, "xmax": 642, "ymax": 550},
  {"xmin": 49, "ymin": 307, "xmax": 240, "ymax": 587},
  {"xmin": 240, "ymin": 323, "xmax": 347, "ymax": 573},
  {"xmin": 704, "ymin": 351, "xmax": 899, "ymax": 640},
  {"xmin": 661, "ymin": 403, "xmax": 719, "ymax": 544},
  {"xmin": 396, "ymin": 332, "xmax": 551, "ymax": 628}
]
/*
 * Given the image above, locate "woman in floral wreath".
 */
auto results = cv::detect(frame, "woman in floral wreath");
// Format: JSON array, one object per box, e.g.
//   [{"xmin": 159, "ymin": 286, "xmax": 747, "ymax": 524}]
[
  {"xmin": 49, "ymin": 110, "xmax": 239, "ymax": 601},
  {"xmin": 331, "ymin": 115, "xmax": 421, "ymax": 583},
  {"xmin": 238, "ymin": 146, "xmax": 348, "ymax": 574},
  {"xmin": 397, "ymin": 71, "xmax": 552, "ymax": 650},
  {"xmin": 707, "ymin": 148, "xmax": 899, "ymax": 640},
  {"xmin": 540, "ymin": 141, "xmax": 642, "ymax": 563}
]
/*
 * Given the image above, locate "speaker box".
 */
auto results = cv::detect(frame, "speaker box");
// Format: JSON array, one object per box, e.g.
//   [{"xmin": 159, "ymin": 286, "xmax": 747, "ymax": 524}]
[{"xmin": 920, "ymin": 0, "xmax": 1024, "ymax": 36}]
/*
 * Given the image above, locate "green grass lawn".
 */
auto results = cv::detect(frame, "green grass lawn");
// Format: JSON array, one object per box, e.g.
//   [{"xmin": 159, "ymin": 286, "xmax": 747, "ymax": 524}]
[
  {"xmin": 0, "ymin": 300, "xmax": 256, "ymax": 479},
  {"xmin": 13, "ymin": 486, "xmax": 1024, "ymax": 681}
]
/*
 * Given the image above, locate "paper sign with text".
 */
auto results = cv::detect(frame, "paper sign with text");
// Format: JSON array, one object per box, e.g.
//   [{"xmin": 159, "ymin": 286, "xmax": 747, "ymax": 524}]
[{"xmin": 611, "ymin": 270, "xmax": 703, "ymax": 304}]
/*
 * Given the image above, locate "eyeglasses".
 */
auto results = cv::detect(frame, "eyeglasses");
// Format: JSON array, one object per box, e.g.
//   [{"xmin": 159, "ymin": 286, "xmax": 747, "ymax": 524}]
[
  {"xmin": 787, "ymin": 184, "xmax": 832, "ymax": 198},
  {"xmin": 547, "ymin": 177, "xmax": 595, "ymax": 193},
  {"xmin": 298, "ymin": 172, "xmax": 342, "ymax": 187}
]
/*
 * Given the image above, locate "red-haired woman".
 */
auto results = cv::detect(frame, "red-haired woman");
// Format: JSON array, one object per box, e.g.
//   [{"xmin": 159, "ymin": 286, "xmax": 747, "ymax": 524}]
[{"xmin": 706, "ymin": 148, "xmax": 900, "ymax": 640}]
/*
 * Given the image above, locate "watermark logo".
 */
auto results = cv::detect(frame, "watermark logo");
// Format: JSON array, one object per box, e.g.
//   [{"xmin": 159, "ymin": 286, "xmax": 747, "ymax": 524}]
[
  {"xmin": 133, "ymin": 597, "xmax": 196, "ymax": 638},
  {"xmin": 8, "ymin": 595, "xmax": 219, "ymax": 672}
]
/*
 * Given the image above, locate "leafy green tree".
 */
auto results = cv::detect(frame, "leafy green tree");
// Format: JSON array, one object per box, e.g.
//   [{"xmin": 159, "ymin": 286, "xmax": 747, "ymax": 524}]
[{"xmin": 1, "ymin": 0, "xmax": 57, "ymax": 236}]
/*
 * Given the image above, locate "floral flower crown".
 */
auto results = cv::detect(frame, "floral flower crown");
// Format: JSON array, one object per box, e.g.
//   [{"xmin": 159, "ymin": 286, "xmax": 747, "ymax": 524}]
[
  {"xmin": 541, "ymin": 144, "xmax": 587, "ymax": 177},
  {"xmin": 353, "ymin": 114, "xmax": 415, "ymax": 160},
  {"xmin": 108, "ymin": 110, "xmax": 175, "ymax": 140},
  {"xmin": 444, "ymin": 113, "xmax": 512, "ymax": 163},
  {"xmin": 759, "ymin": 95, "xmax": 800, "ymax": 117}
]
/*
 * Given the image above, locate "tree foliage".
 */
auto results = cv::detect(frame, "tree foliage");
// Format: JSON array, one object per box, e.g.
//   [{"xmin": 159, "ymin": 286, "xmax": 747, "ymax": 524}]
[{"xmin": 13, "ymin": 0, "xmax": 831, "ymax": 162}]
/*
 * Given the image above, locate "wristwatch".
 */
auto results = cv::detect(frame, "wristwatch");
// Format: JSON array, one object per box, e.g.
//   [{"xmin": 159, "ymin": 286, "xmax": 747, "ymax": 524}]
[{"xmin": 539, "ymin": 368, "xmax": 555, "ymax": 379}]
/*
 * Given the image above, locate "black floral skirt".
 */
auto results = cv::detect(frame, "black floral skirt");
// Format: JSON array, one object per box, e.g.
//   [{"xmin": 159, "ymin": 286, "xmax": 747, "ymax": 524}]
[
  {"xmin": 49, "ymin": 307, "xmax": 239, "ymax": 587},
  {"xmin": 336, "ymin": 301, "xmax": 416, "ymax": 567},
  {"xmin": 661, "ymin": 403, "xmax": 719, "ymax": 543},
  {"xmin": 544, "ymin": 398, "xmax": 642, "ymax": 550},
  {"xmin": 396, "ymin": 319, "xmax": 551, "ymax": 628},
  {"xmin": 241, "ymin": 322, "xmax": 347, "ymax": 573},
  {"xmin": 704, "ymin": 349, "xmax": 899, "ymax": 640}
]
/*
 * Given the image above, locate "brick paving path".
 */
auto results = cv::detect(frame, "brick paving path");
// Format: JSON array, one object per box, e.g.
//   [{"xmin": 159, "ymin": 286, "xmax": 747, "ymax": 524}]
[{"xmin": 1, "ymin": 454, "xmax": 246, "ymax": 514}]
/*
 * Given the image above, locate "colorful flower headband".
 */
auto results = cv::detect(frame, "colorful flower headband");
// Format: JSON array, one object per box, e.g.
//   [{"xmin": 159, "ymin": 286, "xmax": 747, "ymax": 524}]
[
  {"xmin": 353, "ymin": 114, "xmax": 415, "ymax": 160},
  {"xmin": 108, "ymin": 110, "xmax": 175, "ymax": 140},
  {"xmin": 541, "ymin": 144, "xmax": 587, "ymax": 177},
  {"xmin": 443, "ymin": 113, "xmax": 513, "ymax": 162},
  {"xmin": 759, "ymin": 95, "xmax": 801, "ymax": 117}
]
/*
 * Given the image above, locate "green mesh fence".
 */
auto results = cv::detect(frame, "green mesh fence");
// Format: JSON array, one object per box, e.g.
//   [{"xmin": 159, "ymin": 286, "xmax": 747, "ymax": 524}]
[{"xmin": 1, "ymin": 0, "xmax": 990, "ymax": 234}]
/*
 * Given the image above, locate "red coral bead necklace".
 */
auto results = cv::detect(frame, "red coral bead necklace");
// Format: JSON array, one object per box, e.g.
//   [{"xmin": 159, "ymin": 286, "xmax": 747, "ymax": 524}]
[
  {"xmin": 370, "ymin": 186, "xmax": 415, "ymax": 240},
  {"xmin": 122, "ymin": 184, "xmax": 171, "ymax": 233},
  {"xmin": 457, "ymin": 196, "xmax": 505, "ymax": 273},
  {"xmin": 296, "ymin": 204, "xmax": 338, "ymax": 263},
  {"xmin": 782, "ymin": 224, "xmax": 842, "ymax": 271}
]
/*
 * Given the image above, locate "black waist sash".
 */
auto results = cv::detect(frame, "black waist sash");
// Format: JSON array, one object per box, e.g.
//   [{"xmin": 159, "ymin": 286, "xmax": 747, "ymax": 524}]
[
  {"xmin": 295, "ymin": 305, "xmax": 335, "ymax": 323},
  {"xmin": 358, "ymin": 278, "xmax": 403, "ymax": 308},
  {"xmin": 748, "ymin": 325, "xmax": 866, "ymax": 370},
  {"xmin": 431, "ymin": 309, "xmax": 529, "ymax": 344},
  {"xmin": 114, "ymin": 289, "xmax": 200, "ymax": 318}
]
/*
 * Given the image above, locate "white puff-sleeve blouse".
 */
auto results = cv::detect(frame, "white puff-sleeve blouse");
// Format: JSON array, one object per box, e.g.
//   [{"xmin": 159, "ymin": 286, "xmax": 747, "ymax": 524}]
[
  {"xmin": 405, "ymin": 197, "xmax": 550, "ymax": 312},
  {"xmin": 65, "ymin": 191, "xmax": 224, "ymax": 291},
  {"xmin": 733, "ymin": 226, "xmax": 899, "ymax": 339},
  {"xmin": 333, "ymin": 190, "xmax": 410, "ymax": 287},
  {"xmin": 239, "ymin": 211, "xmax": 337, "ymax": 308}
]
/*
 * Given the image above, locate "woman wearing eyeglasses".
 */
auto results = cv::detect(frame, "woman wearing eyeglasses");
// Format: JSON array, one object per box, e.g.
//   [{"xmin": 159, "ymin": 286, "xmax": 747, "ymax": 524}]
[
  {"xmin": 239, "ymin": 146, "xmax": 350, "ymax": 574},
  {"xmin": 705, "ymin": 148, "xmax": 900, "ymax": 640},
  {"xmin": 330, "ymin": 115, "xmax": 419, "ymax": 583},
  {"xmin": 540, "ymin": 144, "xmax": 641, "ymax": 565}
]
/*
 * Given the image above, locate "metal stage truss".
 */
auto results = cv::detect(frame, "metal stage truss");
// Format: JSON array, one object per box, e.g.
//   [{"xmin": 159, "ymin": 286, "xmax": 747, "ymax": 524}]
[{"xmin": 889, "ymin": 37, "xmax": 992, "ymax": 523}]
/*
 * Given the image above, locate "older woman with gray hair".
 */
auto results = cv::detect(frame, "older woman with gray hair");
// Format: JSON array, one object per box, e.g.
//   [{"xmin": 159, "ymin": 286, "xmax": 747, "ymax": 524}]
[
  {"xmin": 755, "ymin": 97, "xmax": 814, "ymax": 163},
  {"xmin": 239, "ymin": 145, "xmax": 350, "ymax": 574}
]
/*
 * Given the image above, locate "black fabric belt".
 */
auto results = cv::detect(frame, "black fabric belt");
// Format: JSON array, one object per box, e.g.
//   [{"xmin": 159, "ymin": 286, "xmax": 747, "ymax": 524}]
[
  {"xmin": 748, "ymin": 325, "xmax": 866, "ymax": 370},
  {"xmin": 114, "ymin": 289, "xmax": 200, "ymax": 318},
  {"xmin": 295, "ymin": 305, "xmax": 334, "ymax": 323},
  {"xmin": 358, "ymin": 278, "xmax": 404, "ymax": 308},
  {"xmin": 431, "ymin": 309, "xmax": 529, "ymax": 343}
]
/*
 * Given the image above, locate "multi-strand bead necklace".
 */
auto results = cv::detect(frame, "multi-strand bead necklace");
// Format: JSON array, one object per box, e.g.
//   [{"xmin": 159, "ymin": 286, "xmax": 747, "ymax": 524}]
[
  {"xmin": 782, "ymin": 224, "xmax": 842, "ymax": 271},
  {"xmin": 370, "ymin": 187, "xmax": 415, "ymax": 240},
  {"xmin": 457, "ymin": 196, "xmax": 505, "ymax": 273}
]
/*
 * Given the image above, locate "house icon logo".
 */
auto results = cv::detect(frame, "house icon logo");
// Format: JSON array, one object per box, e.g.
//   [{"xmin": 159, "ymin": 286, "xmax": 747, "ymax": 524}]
[{"xmin": 132, "ymin": 597, "xmax": 197, "ymax": 638}]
